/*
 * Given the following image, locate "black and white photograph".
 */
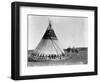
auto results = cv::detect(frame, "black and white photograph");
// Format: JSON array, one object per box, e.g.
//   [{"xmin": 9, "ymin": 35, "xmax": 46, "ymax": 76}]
[
  {"xmin": 11, "ymin": 2, "xmax": 97, "ymax": 80},
  {"xmin": 28, "ymin": 15, "xmax": 88, "ymax": 67}
]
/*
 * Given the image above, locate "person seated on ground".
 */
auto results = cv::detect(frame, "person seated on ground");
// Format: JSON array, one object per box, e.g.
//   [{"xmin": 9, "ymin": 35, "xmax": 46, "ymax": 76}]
[
  {"xmin": 67, "ymin": 48, "xmax": 71, "ymax": 53},
  {"xmin": 75, "ymin": 49, "xmax": 79, "ymax": 53},
  {"xmin": 51, "ymin": 55, "xmax": 53, "ymax": 59},
  {"xmin": 54, "ymin": 55, "xmax": 56, "ymax": 59}
]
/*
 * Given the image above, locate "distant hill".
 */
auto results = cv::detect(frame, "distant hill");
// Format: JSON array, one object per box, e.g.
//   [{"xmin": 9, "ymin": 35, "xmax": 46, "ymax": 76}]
[
  {"xmin": 28, "ymin": 47, "xmax": 88, "ymax": 53},
  {"xmin": 64, "ymin": 47, "xmax": 87, "ymax": 51}
]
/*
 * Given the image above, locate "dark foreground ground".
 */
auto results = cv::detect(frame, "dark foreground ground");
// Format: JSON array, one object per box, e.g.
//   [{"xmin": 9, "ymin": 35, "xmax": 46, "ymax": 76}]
[{"xmin": 28, "ymin": 47, "xmax": 88, "ymax": 66}]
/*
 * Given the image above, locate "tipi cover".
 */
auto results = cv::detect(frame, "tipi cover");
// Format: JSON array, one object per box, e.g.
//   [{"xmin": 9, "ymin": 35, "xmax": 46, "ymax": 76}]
[{"xmin": 33, "ymin": 20, "xmax": 65, "ymax": 60}]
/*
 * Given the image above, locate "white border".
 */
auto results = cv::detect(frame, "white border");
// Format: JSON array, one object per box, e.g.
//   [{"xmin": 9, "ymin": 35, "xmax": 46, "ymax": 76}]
[{"xmin": 20, "ymin": 6, "xmax": 94, "ymax": 76}]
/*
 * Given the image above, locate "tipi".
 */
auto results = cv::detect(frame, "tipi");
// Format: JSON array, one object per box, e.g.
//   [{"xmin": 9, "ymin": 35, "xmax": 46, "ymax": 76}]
[{"xmin": 32, "ymin": 20, "xmax": 65, "ymax": 61}]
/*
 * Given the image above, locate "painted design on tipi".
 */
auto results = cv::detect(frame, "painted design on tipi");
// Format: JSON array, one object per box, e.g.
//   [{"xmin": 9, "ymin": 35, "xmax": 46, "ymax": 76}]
[{"xmin": 32, "ymin": 20, "xmax": 65, "ymax": 61}]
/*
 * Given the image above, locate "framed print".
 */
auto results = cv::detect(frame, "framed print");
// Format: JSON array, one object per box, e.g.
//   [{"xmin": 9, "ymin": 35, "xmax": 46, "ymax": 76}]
[{"xmin": 11, "ymin": 2, "xmax": 98, "ymax": 80}]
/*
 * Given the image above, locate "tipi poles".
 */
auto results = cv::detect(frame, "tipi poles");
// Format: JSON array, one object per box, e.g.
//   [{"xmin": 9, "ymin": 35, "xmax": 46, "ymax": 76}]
[
  {"xmin": 50, "ymin": 38, "xmax": 59, "ymax": 55},
  {"xmin": 53, "ymin": 40, "xmax": 64, "ymax": 55}
]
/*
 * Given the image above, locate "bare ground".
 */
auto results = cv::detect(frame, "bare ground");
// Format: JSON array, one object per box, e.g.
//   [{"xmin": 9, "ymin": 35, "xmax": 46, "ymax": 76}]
[{"xmin": 27, "ymin": 48, "xmax": 87, "ymax": 67}]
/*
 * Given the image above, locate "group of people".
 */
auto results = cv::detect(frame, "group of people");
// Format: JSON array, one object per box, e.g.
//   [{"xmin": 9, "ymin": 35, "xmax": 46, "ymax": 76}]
[
  {"xmin": 31, "ymin": 53, "xmax": 65, "ymax": 60},
  {"xmin": 67, "ymin": 47, "xmax": 79, "ymax": 53}
]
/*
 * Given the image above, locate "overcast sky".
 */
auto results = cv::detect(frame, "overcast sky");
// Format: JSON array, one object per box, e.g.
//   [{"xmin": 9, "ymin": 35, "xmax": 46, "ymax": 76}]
[{"xmin": 28, "ymin": 15, "xmax": 88, "ymax": 50}]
